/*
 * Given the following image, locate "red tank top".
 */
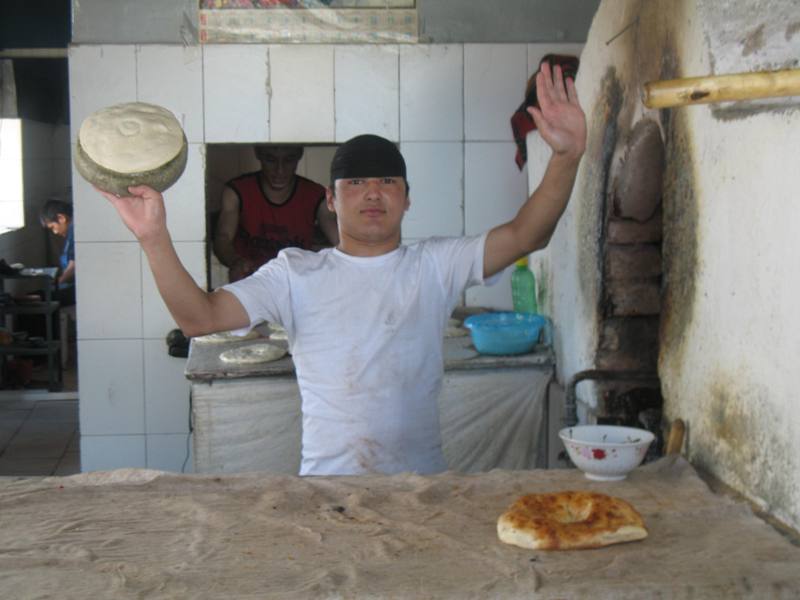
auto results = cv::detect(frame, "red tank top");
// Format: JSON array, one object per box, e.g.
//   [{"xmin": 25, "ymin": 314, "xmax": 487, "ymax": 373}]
[{"xmin": 228, "ymin": 172, "xmax": 325, "ymax": 267}]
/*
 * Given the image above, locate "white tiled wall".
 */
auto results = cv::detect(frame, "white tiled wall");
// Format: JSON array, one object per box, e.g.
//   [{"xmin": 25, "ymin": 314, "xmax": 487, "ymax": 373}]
[
  {"xmin": 70, "ymin": 42, "xmax": 580, "ymax": 472},
  {"xmin": 270, "ymin": 45, "xmax": 335, "ymax": 142},
  {"xmin": 203, "ymin": 45, "xmax": 269, "ymax": 143},
  {"xmin": 465, "ymin": 44, "xmax": 528, "ymax": 141},
  {"xmin": 401, "ymin": 142, "xmax": 464, "ymax": 239},
  {"xmin": 136, "ymin": 46, "xmax": 205, "ymax": 144},
  {"xmin": 400, "ymin": 45, "xmax": 463, "ymax": 141},
  {"xmin": 335, "ymin": 45, "xmax": 399, "ymax": 142},
  {"xmin": 464, "ymin": 142, "xmax": 529, "ymax": 308}
]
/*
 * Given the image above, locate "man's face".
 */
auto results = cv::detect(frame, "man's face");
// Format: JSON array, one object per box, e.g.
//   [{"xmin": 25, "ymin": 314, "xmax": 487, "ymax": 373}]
[
  {"xmin": 44, "ymin": 214, "xmax": 69, "ymax": 237},
  {"xmin": 327, "ymin": 176, "xmax": 409, "ymax": 246},
  {"xmin": 254, "ymin": 145, "xmax": 303, "ymax": 191}
]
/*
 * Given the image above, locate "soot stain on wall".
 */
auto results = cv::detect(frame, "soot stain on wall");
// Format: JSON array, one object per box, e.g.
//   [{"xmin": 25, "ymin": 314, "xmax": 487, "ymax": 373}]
[
  {"xmin": 577, "ymin": 67, "xmax": 625, "ymax": 317},
  {"xmin": 741, "ymin": 23, "xmax": 766, "ymax": 56},
  {"xmin": 659, "ymin": 86, "xmax": 699, "ymax": 372},
  {"xmin": 695, "ymin": 375, "xmax": 797, "ymax": 520}
]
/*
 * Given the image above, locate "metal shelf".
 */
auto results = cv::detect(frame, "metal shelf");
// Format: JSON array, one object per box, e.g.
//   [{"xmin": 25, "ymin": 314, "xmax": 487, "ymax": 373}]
[
  {"xmin": 0, "ymin": 301, "xmax": 60, "ymax": 316},
  {"xmin": 0, "ymin": 269, "xmax": 63, "ymax": 391},
  {"xmin": 0, "ymin": 341, "xmax": 61, "ymax": 356}
]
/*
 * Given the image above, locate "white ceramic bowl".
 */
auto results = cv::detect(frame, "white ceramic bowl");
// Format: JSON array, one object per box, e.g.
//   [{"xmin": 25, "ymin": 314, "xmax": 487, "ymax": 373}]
[{"xmin": 558, "ymin": 425, "xmax": 655, "ymax": 481}]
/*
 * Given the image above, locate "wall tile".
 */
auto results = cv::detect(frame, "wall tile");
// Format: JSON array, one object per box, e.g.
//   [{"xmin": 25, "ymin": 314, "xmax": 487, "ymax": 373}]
[
  {"xmin": 400, "ymin": 45, "xmax": 463, "ymax": 142},
  {"xmin": 297, "ymin": 145, "xmax": 337, "ymax": 188},
  {"xmin": 464, "ymin": 142, "xmax": 528, "ymax": 309},
  {"xmin": 203, "ymin": 45, "xmax": 269, "ymax": 143},
  {"xmin": 53, "ymin": 125, "xmax": 70, "ymax": 160},
  {"xmin": 163, "ymin": 143, "xmax": 206, "ymax": 242},
  {"xmin": 81, "ymin": 434, "xmax": 146, "ymax": 471},
  {"xmin": 400, "ymin": 142, "xmax": 463, "ymax": 238},
  {"xmin": 76, "ymin": 242, "xmax": 142, "ymax": 339},
  {"xmin": 270, "ymin": 45, "xmax": 334, "ymax": 142},
  {"xmin": 71, "ymin": 163, "xmax": 136, "ymax": 243},
  {"xmin": 335, "ymin": 45, "xmax": 399, "ymax": 142},
  {"xmin": 142, "ymin": 241, "xmax": 206, "ymax": 338},
  {"xmin": 467, "ymin": 266, "xmax": 513, "ymax": 310},
  {"xmin": 136, "ymin": 45, "xmax": 204, "ymax": 144},
  {"xmin": 69, "ymin": 45, "xmax": 137, "ymax": 145},
  {"xmin": 146, "ymin": 433, "xmax": 194, "ymax": 473},
  {"xmin": 78, "ymin": 339, "xmax": 144, "ymax": 435},
  {"xmin": 53, "ymin": 159, "xmax": 72, "ymax": 196},
  {"xmin": 21, "ymin": 120, "xmax": 51, "ymax": 160},
  {"xmin": 464, "ymin": 142, "xmax": 528, "ymax": 235},
  {"xmin": 144, "ymin": 340, "xmax": 192, "ymax": 434},
  {"xmin": 464, "ymin": 44, "xmax": 527, "ymax": 141}
]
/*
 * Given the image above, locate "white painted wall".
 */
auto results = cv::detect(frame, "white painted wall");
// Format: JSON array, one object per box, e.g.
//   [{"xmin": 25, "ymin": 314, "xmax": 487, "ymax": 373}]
[
  {"xmin": 533, "ymin": 0, "xmax": 800, "ymax": 531},
  {"xmin": 69, "ymin": 42, "xmax": 567, "ymax": 471}
]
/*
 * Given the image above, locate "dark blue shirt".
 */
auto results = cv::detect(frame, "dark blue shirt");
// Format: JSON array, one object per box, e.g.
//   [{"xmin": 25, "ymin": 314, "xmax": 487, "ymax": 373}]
[{"xmin": 60, "ymin": 223, "xmax": 74, "ymax": 280}]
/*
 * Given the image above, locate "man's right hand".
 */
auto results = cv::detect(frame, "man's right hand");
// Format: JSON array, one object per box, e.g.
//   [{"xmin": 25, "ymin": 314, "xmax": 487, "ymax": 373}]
[{"xmin": 97, "ymin": 185, "xmax": 168, "ymax": 245}]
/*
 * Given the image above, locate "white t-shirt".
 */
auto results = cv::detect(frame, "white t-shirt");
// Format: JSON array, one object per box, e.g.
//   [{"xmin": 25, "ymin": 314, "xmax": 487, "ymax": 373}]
[{"xmin": 223, "ymin": 234, "xmax": 489, "ymax": 476}]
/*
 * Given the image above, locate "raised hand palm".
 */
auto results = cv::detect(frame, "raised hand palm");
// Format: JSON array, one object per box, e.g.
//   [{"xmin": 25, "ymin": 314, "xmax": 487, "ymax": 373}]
[{"xmin": 528, "ymin": 63, "xmax": 587, "ymax": 160}]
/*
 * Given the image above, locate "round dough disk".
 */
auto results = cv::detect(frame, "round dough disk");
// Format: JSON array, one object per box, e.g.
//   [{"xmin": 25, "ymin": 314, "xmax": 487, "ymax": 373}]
[
  {"xmin": 193, "ymin": 330, "xmax": 262, "ymax": 345},
  {"xmin": 74, "ymin": 102, "xmax": 188, "ymax": 196},
  {"xmin": 219, "ymin": 343, "xmax": 287, "ymax": 365},
  {"xmin": 268, "ymin": 323, "xmax": 288, "ymax": 341}
]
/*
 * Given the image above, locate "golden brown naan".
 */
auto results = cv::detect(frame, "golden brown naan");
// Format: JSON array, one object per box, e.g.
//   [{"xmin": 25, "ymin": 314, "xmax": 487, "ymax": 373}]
[{"xmin": 497, "ymin": 491, "xmax": 647, "ymax": 550}]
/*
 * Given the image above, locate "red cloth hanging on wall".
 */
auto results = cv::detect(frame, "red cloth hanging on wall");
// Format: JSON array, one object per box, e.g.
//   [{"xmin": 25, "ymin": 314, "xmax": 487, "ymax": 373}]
[{"xmin": 510, "ymin": 54, "xmax": 580, "ymax": 169}]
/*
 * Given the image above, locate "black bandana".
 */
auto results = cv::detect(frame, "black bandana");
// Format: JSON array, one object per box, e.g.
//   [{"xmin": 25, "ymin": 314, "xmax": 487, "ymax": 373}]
[{"xmin": 330, "ymin": 134, "xmax": 406, "ymax": 186}]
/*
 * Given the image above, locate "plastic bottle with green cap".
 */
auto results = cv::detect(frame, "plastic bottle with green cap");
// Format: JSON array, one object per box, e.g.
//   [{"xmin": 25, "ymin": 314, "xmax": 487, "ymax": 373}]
[{"xmin": 511, "ymin": 256, "xmax": 538, "ymax": 314}]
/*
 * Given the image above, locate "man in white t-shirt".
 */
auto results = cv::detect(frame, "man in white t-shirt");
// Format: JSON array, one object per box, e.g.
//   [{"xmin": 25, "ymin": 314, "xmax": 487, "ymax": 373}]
[{"xmin": 101, "ymin": 63, "xmax": 586, "ymax": 475}]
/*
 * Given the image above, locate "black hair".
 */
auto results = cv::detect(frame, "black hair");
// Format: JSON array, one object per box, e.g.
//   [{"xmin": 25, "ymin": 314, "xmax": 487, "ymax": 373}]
[
  {"xmin": 330, "ymin": 134, "xmax": 407, "ymax": 190},
  {"xmin": 39, "ymin": 199, "xmax": 73, "ymax": 225}
]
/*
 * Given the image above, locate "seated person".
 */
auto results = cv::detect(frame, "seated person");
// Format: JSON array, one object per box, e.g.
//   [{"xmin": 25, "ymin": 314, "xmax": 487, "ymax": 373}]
[
  {"xmin": 213, "ymin": 144, "xmax": 339, "ymax": 282},
  {"xmin": 39, "ymin": 199, "xmax": 75, "ymax": 307}
]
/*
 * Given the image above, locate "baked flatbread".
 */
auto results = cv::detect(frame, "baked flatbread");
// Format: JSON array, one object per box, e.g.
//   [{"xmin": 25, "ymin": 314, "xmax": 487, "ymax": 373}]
[
  {"xmin": 497, "ymin": 491, "xmax": 647, "ymax": 550},
  {"xmin": 193, "ymin": 330, "xmax": 262, "ymax": 344},
  {"xmin": 219, "ymin": 343, "xmax": 287, "ymax": 365}
]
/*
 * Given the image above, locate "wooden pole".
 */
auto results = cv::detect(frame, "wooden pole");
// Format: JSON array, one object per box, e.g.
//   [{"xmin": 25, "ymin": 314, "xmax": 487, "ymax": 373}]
[
  {"xmin": 643, "ymin": 68, "xmax": 800, "ymax": 109},
  {"xmin": 665, "ymin": 419, "xmax": 685, "ymax": 455}
]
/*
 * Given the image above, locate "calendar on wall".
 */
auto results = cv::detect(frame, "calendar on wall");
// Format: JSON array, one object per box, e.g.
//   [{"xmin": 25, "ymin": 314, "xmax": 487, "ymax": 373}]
[{"xmin": 199, "ymin": 1, "xmax": 418, "ymax": 44}]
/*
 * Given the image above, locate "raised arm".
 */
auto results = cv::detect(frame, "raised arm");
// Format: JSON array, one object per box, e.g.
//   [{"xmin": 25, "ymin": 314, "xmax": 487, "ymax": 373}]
[
  {"xmin": 99, "ymin": 185, "xmax": 249, "ymax": 337},
  {"xmin": 483, "ymin": 62, "xmax": 587, "ymax": 278}
]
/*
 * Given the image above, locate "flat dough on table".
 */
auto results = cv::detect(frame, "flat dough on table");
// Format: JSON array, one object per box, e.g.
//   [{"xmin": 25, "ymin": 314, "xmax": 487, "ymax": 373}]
[
  {"xmin": 219, "ymin": 343, "xmax": 287, "ymax": 365},
  {"xmin": 497, "ymin": 491, "xmax": 647, "ymax": 550},
  {"xmin": 193, "ymin": 330, "xmax": 262, "ymax": 345}
]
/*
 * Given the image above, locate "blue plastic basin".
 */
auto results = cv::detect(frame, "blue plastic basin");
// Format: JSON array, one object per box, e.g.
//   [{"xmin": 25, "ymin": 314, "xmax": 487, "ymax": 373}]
[{"xmin": 463, "ymin": 312, "xmax": 546, "ymax": 356}]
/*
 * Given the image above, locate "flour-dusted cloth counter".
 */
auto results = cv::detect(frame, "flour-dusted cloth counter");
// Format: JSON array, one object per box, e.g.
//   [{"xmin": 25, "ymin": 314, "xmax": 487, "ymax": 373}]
[
  {"xmin": 1, "ymin": 457, "xmax": 798, "ymax": 598},
  {"xmin": 186, "ymin": 335, "xmax": 555, "ymax": 474}
]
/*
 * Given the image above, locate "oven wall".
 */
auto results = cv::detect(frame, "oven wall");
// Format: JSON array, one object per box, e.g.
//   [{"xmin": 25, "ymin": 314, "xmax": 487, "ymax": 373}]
[
  {"xmin": 531, "ymin": 0, "xmax": 800, "ymax": 531},
  {"xmin": 69, "ymin": 39, "xmax": 582, "ymax": 471}
]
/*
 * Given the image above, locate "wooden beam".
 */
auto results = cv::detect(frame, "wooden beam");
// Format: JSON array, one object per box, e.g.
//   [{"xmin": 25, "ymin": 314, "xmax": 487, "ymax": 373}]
[{"xmin": 643, "ymin": 69, "xmax": 800, "ymax": 108}]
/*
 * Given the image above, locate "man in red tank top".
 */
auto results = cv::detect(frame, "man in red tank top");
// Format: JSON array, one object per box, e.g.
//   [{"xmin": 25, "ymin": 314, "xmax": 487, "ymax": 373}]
[{"xmin": 213, "ymin": 145, "xmax": 339, "ymax": 281}]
